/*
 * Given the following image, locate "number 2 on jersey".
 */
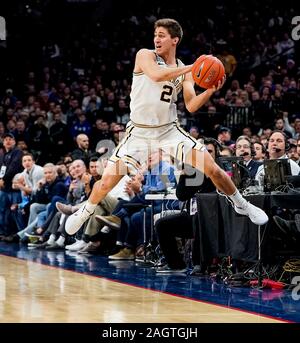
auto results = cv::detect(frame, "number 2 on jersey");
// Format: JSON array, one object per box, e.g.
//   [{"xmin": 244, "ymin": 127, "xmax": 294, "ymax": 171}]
[{"xmin": 160, "ymin": 85, "xmax": 173, "ymax": 103}]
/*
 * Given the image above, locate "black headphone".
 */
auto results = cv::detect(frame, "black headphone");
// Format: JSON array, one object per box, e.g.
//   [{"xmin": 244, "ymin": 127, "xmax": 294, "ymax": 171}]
[
  {"xmin": 235, "ymin": 135, "xmax": 256, "ymax": 157},
  {"xmin": 204, "ymin": 137, "xmax": 222, "ymax": 157},
  {"xmin": 268, "ymin": 130, "xmax": 290, "ymax": 152}
]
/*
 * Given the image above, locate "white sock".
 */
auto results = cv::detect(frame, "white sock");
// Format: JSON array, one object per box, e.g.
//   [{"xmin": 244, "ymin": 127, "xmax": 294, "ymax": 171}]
[
  {"xmin": 84, "ymin": 201, "xmax": 97, "ymax": 214},
  {"xmin": 56, "ymin": 236, "xmax": 65, "ymax": 246},
  {"xmin": 47, "ymin": 234, "xmax": 56, "ymax": 245},
  {"xmin": 228, "ymin": 190, "xmax": 247, "ymax": 208}
]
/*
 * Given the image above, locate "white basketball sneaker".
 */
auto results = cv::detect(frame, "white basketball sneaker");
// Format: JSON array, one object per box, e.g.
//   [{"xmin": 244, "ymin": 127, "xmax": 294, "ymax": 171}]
[
  {"xmin": 234, "ymin": 201, "xmax": 268, "ymax": 226},
  {"xmin": 65, "ymin": 205, "xmax": 94, "ymax": 235}
]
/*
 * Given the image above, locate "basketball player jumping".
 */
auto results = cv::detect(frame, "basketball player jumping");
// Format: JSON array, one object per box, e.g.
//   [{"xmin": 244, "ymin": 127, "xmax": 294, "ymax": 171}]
[{"xmin": 65, "ymin": 18, "xmax": 268, "ymax": 235}]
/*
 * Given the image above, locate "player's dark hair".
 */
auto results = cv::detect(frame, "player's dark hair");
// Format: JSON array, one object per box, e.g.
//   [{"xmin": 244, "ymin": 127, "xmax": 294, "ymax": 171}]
[{"xmin": 154, "ymin": 18, "xmax": 183, "ymax": 45}]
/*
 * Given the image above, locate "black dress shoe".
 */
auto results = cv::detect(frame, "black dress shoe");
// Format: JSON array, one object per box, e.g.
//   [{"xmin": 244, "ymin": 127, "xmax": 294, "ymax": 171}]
[
  {"xmin": 3, "ymin": 234, "xmax": 20, "ymax": 243},
  {"xmin": 20, "ymin": 236, "xmax": 29, "ymax": 244},
  {"xmin": 28, "ymin": 241, "xmax": 49, "ymax": 249},
  {"xmin": 45, "ymin": 243, "xmax": 64, "ymax": 250},
  {"xmin": 273, "ymin": 216, "xmax": 299, "ymax": 239}
]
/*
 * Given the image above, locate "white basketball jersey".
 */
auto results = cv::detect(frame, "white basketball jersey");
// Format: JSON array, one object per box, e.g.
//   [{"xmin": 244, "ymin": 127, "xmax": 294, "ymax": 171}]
[{"xmin": 130, "ymin": 53, "xmax": 185, "ymax": 126}]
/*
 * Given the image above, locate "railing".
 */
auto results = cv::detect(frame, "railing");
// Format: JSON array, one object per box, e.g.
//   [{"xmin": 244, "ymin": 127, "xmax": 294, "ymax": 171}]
[
  {"xmin": 182, "ymin": 106, "xmax": 255, "ymax": 132},
  {"xmin": 223, "ymin": 106, "xmax": 254, "ymax": 129}
]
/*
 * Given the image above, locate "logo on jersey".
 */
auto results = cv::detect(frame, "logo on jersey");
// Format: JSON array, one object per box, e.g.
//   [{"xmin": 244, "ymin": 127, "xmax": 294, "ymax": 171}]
[{"xmin": 170, "ymin": 75, "xmax": 184, "ymax": 93}]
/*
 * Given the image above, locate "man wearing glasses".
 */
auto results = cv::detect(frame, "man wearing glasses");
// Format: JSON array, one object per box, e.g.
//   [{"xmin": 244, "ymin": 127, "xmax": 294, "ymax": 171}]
[{"xmin": 235, "ymin": 135, "xmax": 261, "ymax": 178}]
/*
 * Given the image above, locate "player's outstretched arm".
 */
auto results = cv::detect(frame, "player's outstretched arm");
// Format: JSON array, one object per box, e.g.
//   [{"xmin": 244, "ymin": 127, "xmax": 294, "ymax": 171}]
[
  {"xmin": 135, "ymin": 49, "xmax": 192, "ymax": 82},
  {"xmin": 183, "ymin": 74, "xmax": 226, "ymax": 113}
]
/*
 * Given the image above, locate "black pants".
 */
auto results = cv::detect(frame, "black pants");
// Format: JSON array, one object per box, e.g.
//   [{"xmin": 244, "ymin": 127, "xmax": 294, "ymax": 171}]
[{"xmin": 155, "ymin": 211, "xmax": 194, "ymax": 269}]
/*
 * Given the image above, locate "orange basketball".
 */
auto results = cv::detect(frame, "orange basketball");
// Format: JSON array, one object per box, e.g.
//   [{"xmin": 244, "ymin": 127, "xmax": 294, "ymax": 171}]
[{"xmin": 192, "ymin": 54, "xmax": 225, "ymax": 89}]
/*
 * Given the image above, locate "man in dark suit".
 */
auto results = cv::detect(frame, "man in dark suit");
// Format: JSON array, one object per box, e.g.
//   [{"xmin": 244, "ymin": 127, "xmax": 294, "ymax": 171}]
[
  {"xmin": 0, "ymin": 133, "xmax": 24, "ymax": 236},
  {"xmin": 235, "ymin": 135, "xmax": 261, "ymax": 179}
]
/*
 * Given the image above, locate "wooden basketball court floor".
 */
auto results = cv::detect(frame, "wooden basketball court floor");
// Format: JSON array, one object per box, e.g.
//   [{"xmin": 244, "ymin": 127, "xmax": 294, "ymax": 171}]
[{"xmin": 0, "ymin": 242, "xmax": 299, "ymax": 323}]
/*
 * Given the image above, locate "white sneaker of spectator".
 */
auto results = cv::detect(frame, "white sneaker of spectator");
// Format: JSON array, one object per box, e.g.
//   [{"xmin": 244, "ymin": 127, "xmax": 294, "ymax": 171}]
[
  {"xmin": 101, "ymin": 225, "xmax": 111, "ymax": 234},
  {"xmin": 65, "ymin": 238, "xmax": 80, "ymax": 250},
  {"xmin": 67, "ymin": 240, "xmax": 88, "ymax": 252},
  {"xmin": 65, "ymin": 239, "xmax": 80, "ymax": 250}
]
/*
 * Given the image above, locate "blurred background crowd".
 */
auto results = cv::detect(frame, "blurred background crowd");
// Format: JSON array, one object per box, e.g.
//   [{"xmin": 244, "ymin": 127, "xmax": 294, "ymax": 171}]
[{"xmin": 0, "ymin": 0, "xmax": 299, "ymax": 164}]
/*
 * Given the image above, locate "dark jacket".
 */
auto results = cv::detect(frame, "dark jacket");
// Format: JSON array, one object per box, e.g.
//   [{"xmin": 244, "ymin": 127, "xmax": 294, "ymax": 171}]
[
  {"xmin": 0, "ymin": 147, "xmax": 23, "ymax": 191},
  {"xmin": 71, "ymin": 148, "xmax": 106, "ymax": 168},
  {"xmin": 71, "ymin": 148, "xmax": 94, "ymax": 168},
  {"xmin": 246, "ymin": 159, "xmax": 262, "ymax": 179},
  {"xmin": 33, "ymin": 177, "xmax": 68, "ymax": 204}
]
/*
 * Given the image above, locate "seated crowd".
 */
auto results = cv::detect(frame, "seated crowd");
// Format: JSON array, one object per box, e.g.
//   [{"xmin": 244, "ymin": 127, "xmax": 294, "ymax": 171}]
[{"xmin": 1, "ymin": 123, "xmax": 300, "ymax": 274}]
